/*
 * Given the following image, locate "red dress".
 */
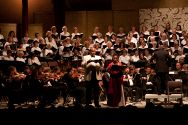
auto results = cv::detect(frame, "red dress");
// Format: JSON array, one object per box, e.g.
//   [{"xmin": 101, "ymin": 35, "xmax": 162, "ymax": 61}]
[{"xmin": 107, "ymin": 62, "xmax": 123, "ymax": 107}]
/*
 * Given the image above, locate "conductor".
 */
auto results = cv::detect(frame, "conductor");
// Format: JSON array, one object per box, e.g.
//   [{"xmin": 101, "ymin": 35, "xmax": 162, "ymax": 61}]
[{"xmin": 150, "ymin": 45, "xmax": 172, "ymax": 94}]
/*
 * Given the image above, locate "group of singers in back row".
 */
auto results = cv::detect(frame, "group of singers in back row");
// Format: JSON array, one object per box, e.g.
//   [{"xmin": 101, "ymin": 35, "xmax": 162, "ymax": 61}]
[{"xmin": 1, "ymin": 21, "xmax": 188, "ymax": 108}]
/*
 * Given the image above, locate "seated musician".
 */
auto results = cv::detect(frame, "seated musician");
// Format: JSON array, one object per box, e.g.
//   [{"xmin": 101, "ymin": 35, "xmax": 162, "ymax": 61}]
[
  {"xmin": 124, "ymin": 64, "xmax": 142, "ymax": 101},
  {"xmin": 168, "ymin": 62, "xmax": 183, "ymax": 81},
  {"xmin": 51, "ymin": 66, "xmax": 64, "ymax": 81},
  {"xmin": 62, "ymin": 67, "xmax": 86, "ymax": 107},
  {"xmin": 140, "ymin": 66, "xmax": 160, "ymax": 95},
  {"xmin": 7, "ymin": 66, "xmax": 26, "ymax": 82},
  {"xmin": 175, "ymin": 62, "xmax": 182, "ymax": 73},
  {"xmin": 5, "ymin": 66, "xmax": 26, "ymax": 109},
  {"xmin": 36, "ymin": 66, "xmax": 63, "ymax": 108}
]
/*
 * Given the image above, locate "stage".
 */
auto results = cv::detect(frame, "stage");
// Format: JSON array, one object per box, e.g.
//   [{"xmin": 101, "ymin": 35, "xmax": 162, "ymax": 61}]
[
  {"xmin": 1, "ymin": 94, "xmax": 188, "ymax": 110},
  {"xmin": 0, "ymin": 95, "xmax": 188, "ymax": 125}
]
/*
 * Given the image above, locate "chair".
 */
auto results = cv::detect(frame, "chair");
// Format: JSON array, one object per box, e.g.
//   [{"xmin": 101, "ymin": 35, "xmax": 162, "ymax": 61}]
[{"xmin": 167, "ymin": 81, "xmax": 183, "ymax": 105}]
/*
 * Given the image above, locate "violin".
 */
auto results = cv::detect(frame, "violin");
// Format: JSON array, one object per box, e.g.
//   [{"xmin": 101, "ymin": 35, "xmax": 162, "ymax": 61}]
[{"xmin": 71, "ymin": 68, "xmax": 80, "ymax": 79}]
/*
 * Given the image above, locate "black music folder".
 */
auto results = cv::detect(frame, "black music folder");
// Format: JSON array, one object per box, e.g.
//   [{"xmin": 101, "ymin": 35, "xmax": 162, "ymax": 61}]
[
  {"xmin": 106, "ymin": 34, "xmax": 114, "ymax": 39},
  {"xmin": 149, "ymin": 48, "xmax": 158, "ymax": 54},
  {"xmin": 106, "ymin": 48, "xmax": 112, "ymax": 53},
  {"xmin": 61, "ymin": 35, "xmax": 67, "ymax": 40},
  {"xmin": 131, "ymin": 61, "xmax": 147, "ymax": 68},
  {"xmin": 10, "ymin": 44, "xmax": 17, "ymax": 50},
  {"xmin": 102, "ymin": 45, "xmax": 107, "ymax": 49},
  {"xmin": 183, "ymin": 47, "xmax": 188, "ymax": 54},
  {"xmin": 125, "ymin": 44, "xmax": 130, "ymax": 48},
  {"xmin": 87, "ymin": 59, "xmax": 102, "ymax": 64},
  {"xmin": 144, "ymin": 35, "xmax": 150, "ymax": 39},
  {"xmin": 91, "ymin": 35, "xmax": 97, "ymax": 40},
  {"xmin": 95, "ymin": 41, "xmax": 104, "ymax": 45},
  {"xmin": 72, "ymin": 47, "xmax": 81, "ymax": 52},
  {"xmin": 168, "ymin": 32, "xmax": 173, "ymax": 36},
  {"xmin": 63, "ymin": 46, "xmax": 73, "ymax": 52},
  {"xmin": 155, "ymin": 37, "xmax": 160, "ymax": 42},
  {"xmin": 33, "ymin": 50, "xmax": 41, "ymax": 56},
  {"xmin": 128, "ymin": 48, "xmax": 136, "ymax": 54},
  {"xmin": 176, "ymin": 32, "xmax": 182, "ymax": 37},
  {"xmin": 51, "ymin": 47, "xmax": 58, "ymax": 52},
  {"xmin": 133, "ymin": 34, "xmax": 138, "ymax": 39},
  {"xmin": 138, "ymin": 48, "xmax": 146, "ymax": 53},
  {"xmin": 73, "ymin": 33, "xmax": 83, "ymax": 39},
  {"xmin": 39, "ymin": 44, "xmax": 46, "ymax": 49},
  {"xmin": 154, "ymin": 32, "xmax": 159, "ymax": 36},
  {"xmin": 0, "ymin": 39, "xmax": 6, "ymax": 43},
  {"xmin": 113, "ymin": 44, "xmax": 119, "ymax": 50},
  {"xmin": 96, "ymin": 51, "xmax": 101, "ymax": 55},
  {"xmin": 117, "ymin": 34, "xmax": 126, "ymax": 39},
  {"xmin": 61, "ymin": 35, "xmax": 71, "ymax": 40},
  {"xmin": 115, "ymin": 49, "xmax": 122, "ymax": 55},
  {"xmin": 51, "ymin": 34, "xmax": 56, "ymax": 39},
  {"xmin": 173, "ymin": 50, "xmax": 179, "ymax": 55},
  {"xmin": 111, "ymin": 65, "xmax": 122, "ymax": 71},
  {"xmin": 28, "ymin": 39, "xmax": 34, "ymax": 44}
]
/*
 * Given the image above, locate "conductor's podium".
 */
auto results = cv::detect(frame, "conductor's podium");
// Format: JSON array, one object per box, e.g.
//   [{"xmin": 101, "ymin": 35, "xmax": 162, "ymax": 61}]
[{"xmin": 145, "ymin": 94, "xmax": 183, "ymax": 105}]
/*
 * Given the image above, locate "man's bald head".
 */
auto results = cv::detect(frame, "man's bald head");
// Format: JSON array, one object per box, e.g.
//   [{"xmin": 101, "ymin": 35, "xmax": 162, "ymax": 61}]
[{"xmin": 90, "ymin": 47, "xmax": 96, "ymax": 56}]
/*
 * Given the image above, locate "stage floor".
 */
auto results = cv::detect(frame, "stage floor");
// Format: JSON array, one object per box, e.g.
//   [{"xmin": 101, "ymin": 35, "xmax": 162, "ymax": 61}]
[{"xmin": 1, "ymin": 94, "xmax": 188, "ymax": 109}]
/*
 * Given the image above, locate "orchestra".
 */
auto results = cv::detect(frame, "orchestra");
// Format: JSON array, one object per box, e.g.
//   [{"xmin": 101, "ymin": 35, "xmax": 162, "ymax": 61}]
[{"xmin": 0, "ymin": 23, "xmax": 188, "ymax": 108}]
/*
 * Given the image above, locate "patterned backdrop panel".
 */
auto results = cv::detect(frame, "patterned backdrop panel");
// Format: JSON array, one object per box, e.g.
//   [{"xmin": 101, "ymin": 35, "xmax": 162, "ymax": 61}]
[{"xmin": 139, "ymin": 8, "xmax": 188, "ymax": 32}]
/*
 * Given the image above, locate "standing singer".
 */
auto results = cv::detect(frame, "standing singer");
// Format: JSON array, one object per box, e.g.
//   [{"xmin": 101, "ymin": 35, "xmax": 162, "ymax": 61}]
[
  {"xmin": 81, "ymin": 47, "xmax": 103, "ymax": 108},
  {"xmin": 107, "ymin": 54, "xmax": 124, "ymax": 107}
]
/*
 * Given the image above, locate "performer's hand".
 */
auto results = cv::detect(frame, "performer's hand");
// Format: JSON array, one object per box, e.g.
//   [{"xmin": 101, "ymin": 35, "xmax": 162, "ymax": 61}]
[
  {"xmin": 141, "ymin": 77, "xmax": 147, "ymax": 80},
  {"xmin": 98, "ymin": 81, "xmax": 103, "ymax": 87}
]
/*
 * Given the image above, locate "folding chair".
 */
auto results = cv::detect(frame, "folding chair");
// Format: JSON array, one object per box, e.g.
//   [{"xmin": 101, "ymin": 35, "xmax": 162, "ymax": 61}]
[{"xmin": 167, "ymin": 81, "xmax": 183, "ymax": 105}]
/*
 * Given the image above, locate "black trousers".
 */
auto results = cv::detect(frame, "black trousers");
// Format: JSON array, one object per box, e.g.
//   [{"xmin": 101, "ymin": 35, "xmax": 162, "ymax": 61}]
[
  {"xmin": 85, "ymin": 80, "xmax": 100, "ymax": 106},
  {"xmin": 69, "ymin": 86, "xmax": 86, "ymax": 105},
  {"xmin": 156, "ymin": 72, "xmax": 169, "ymax": 94}
]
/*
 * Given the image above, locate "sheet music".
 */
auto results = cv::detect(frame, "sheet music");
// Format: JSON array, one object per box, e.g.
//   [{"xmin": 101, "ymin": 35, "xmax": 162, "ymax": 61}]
[
  {"xmin": 169, "ymin": 71, "xmax": 178, "ymax": 75},
  {"xmin": 146, "ymin": 82, "xmax": 153, "ymax": 85},
  {"xmin": 128, "ymin": 75, "xmax": 134, "ymax": 86},
  {"xmin": 169, "ymin": 71, "xmax": 175, "ymax": 74},
  {"xmin": 175, "ymin": 79, "xmax": 182, "ymax": 82}
]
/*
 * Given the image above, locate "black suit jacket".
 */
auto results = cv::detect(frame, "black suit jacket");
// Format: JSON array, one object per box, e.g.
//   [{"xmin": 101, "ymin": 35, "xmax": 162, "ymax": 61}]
[
  {"xmin": 141, "ymin": 73, "xmax": 160, "ymax": 87},
  {"xmin": 151, "ymin": 48, "xmax": 172, "ymax": 73}
]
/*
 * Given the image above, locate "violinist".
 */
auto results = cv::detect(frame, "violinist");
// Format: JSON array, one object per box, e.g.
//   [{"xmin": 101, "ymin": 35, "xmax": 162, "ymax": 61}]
[
  {"xmin": 52, "ymin": 66, "xmax": 64, "ymax": 81},
  {"xmin": 62, "ymin": 67, "xmax": 86, "ymax": 107},
  {"xmin": 6, "ymin": 66, "xmax": 26, "ymax": 109}
]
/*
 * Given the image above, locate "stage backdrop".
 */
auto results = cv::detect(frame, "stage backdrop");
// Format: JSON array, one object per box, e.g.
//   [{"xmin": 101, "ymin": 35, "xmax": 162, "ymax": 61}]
[{"xmin": 139, "ymin": 7, "xmax": 188, "ymax": 32}]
